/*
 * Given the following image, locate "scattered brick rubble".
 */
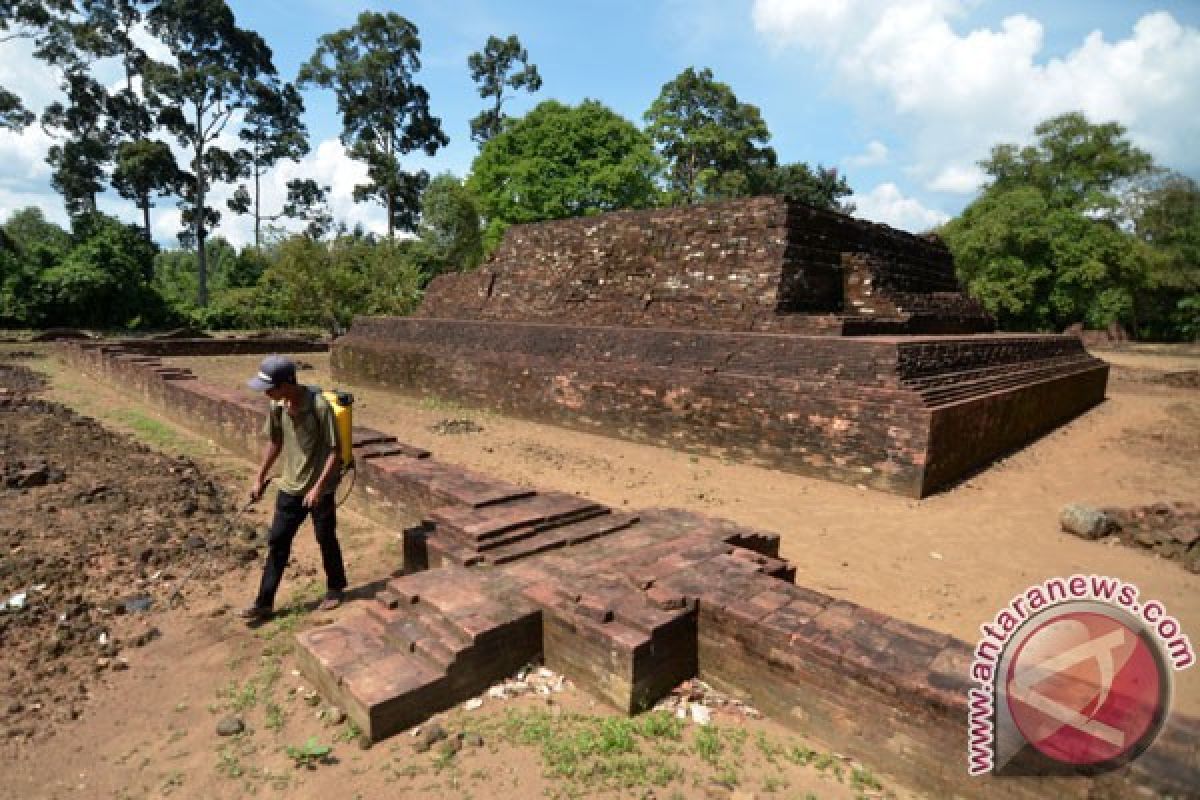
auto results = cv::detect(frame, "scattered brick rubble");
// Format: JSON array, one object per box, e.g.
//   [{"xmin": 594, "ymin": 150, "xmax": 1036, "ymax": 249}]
[{"xmin": 1061, "ymin": 501, "xmax": 1200, "ymax": 572}]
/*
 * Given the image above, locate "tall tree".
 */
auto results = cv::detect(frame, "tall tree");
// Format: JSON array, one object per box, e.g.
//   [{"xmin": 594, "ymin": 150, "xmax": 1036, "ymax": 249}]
[
  {"xmin": 1125, "ymin": 172, "xmax": 1200, "ymax": 339},
  {"xmin": 468, "ymin": 99, "xmax": 661, "ymax": 249},
  {"xmin": 644, "ymin": 67, "xmax": 774, "ymax": 205},
  {"xmin": 467, "ymin": 34, "xmax": 542, "ymax": 145},
  {"xmin": 144, "ymin": 0, "xmax": 274, "ymax": 307},
  {"xmin": 22, "ymin": 1, "xmax": 122, "ymax": 219},
  {"xmin": 41, "ymin": 66, "xmax": 115, "ymax": 216},
  {"xmin": 111, "ymin": 139, "xmax": 185, "ymax": 237},
  {"xmin": 941, "ymin": 112, "xmax": 1162, "ymax": 335},
  {"xmin": 226, "ymin": 79, "xmax": 312, "ymax": 248},
  {"xmin": 75, "ymin": 0, "xmax": 182, "ymax": 238},
  {"xmin": 299, "ymin": 11, "xmax": 447, "ymax": 238},
  {"xmin": 981, "ymin": 112, "xmax": 1153, "ymax": 216}
]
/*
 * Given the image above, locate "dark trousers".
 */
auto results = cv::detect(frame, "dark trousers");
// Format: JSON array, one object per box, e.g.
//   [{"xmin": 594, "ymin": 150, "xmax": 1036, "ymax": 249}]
[{"xmin": 254, "ymin": 490, "xmax": 347, "ymax": 610}]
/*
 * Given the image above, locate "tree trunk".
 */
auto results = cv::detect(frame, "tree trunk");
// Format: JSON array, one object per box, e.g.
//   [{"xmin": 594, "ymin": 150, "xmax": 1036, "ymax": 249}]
[
  {"xmin": 253, "ymin": 140, "xmax": 261, "ymax": 250},
  {"xmin": 387, "ymin": 190, "xmax": 395, "ymax": 239},
  {"xmin": 195, "ymin": 125, "xmax": 208, "ymax": 308},
  {"xmin": 141, "ymin": 194, "xmax": 151, "ymax": 240}
]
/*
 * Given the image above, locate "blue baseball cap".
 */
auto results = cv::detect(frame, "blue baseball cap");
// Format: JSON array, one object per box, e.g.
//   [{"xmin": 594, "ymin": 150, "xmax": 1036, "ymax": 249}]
[{"xmin": 247, "ymin": 355, "xmax": 297, "ymax": 391}]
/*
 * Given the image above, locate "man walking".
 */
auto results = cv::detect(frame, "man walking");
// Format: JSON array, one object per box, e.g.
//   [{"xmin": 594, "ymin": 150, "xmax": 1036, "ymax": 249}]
[{"xmin": 241, "ymin": 355, "xmax": 347, "ymax": 621}]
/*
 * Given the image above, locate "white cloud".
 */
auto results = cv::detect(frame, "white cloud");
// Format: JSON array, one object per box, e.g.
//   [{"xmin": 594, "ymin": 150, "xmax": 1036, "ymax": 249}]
[
  {"xmin": 0, "ymin": 184, "xmax": 68, "ymax": 228},
  {"xmin": 0, "ymin": 38, "xmax": 60, "ymax": 113},
  {"xmin": 130, "ymin": 23, "xmax": 175, "ymax": 67},
  {"xmin": 0, "ymin": 125, "xmax": 55, "ymax": 185},
  {"xmin": 852, "ymin": 182, "xmax": 948, "ymax": 232},
  {"xmin": 846, "ymin": 139, "xmax": 888, "ymax": 167},
  {"xmin": 928, "ymin": 163, "xmax": 985, "ymax": 193},
  {"xmin": 753, "ymin": 2, "xmax": 1200, "ymax": 192}
]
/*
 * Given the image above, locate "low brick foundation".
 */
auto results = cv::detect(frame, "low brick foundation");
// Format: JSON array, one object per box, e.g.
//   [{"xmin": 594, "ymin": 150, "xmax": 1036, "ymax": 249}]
[
  {"xmin": 57, "ymin": 338, "xmax": 1197, "ymax": 799},
  {"xmin": 333, "ymin": 318, "xmax": 1107, "ymax": 496}
]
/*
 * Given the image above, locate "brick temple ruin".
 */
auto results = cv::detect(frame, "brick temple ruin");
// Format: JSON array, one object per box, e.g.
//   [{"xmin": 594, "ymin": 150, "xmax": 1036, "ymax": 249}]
[
  {"xmin": 59, "ymin": 334, "xmax": 1196, "ymax": 799},
  {"xmin": 332, "ymin": 197, "xmax": 1109, "ymax": 497}
]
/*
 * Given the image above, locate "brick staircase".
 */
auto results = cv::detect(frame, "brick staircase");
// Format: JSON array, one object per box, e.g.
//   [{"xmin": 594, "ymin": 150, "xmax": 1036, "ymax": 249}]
[
  {"xmin": 295, "ymin": 565, "xmax": 540, "ymax": 742},
  {"xmin": 426, "ymin": 491, "xmax": 640, "ymax": 567}
]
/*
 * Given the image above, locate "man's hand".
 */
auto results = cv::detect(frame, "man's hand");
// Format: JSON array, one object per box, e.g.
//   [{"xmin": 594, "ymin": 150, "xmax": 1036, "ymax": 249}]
[
  {"xmin": 302, "ymin": 486, "xmax": 322, "ymax": 508},
  {"xmin": 248, "ymin": 478, "xmax": 270, "ymax": 505}
]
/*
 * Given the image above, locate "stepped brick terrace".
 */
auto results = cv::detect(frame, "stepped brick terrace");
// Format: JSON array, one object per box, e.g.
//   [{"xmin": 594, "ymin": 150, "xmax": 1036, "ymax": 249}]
[
  {"xmin": 331, "ymin": 196, "xmax": 1108, "ymax": 497},
  {"xmin": 59, "ymin": 337, "xmax": 1198, "ymax": 800}
]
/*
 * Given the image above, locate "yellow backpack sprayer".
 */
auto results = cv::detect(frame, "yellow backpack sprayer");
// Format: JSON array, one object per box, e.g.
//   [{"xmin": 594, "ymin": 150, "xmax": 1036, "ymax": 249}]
[{"xmin": 317, "ymin": 389, "xmax": 356, "ymax": 506}]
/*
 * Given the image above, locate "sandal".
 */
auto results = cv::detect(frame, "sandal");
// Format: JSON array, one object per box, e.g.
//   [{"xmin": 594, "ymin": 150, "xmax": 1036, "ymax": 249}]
[
  {"xmin": 238, "ymin": 605, "xmax": 272, "ymax": 622},
  {"xmin": 317, "ymin": 592, "xmax": 343, "ymax": 612}
]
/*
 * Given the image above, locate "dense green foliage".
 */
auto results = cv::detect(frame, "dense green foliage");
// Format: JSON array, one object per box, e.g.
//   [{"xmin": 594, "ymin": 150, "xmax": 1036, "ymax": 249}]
[
  {"xmin": 1, "ymin": 210, "xmax": 173, "ymax": 328},
  {"xmin": 644, "ymin": 67, "xmax": 772, "ymax": 204},
  {"xmin": 469, "ymin": 99, "xmax": 662, "ymax": 249},
  {"xmin": 409, "ymin": 173, "xmax": 484, "ymax": 279},
  {"xmin": 941, "ymin": 113, "xmax": 1197, "ymax": 339},
  {"xmin": 644, "ymin": 67, "xmax": 851, "ymax": 211}
]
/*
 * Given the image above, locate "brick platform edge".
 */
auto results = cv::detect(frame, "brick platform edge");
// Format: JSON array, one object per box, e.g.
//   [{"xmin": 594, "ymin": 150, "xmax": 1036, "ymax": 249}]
[
  {"xmin": 331, "ymin": 318, "xmax": 1109, "ymax": 497},
  {"xmin": 58, "ymin": 340, "xmax": 1199, "ymax": 799}
]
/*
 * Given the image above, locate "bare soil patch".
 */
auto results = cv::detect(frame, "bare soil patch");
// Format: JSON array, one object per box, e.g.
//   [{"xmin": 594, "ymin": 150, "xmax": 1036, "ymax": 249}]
[{"xmin": 1, "ymin": 363, "xmax": 254, "ymax": 743}]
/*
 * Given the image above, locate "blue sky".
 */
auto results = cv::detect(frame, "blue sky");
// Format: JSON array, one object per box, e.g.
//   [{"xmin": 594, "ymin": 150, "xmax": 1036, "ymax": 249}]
[{"xmin": 1, "ymin": 1, "xmax": 1198, "ymax": 246}]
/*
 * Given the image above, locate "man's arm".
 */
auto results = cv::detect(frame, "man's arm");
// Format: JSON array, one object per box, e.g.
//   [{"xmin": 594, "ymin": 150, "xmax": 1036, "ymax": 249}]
[
  {"xmin": 303, "ymin": 450, "xmax": 340, "ymax": 508},
  {"xmin": 250, "ymin": 439, "xmax": 282, "ymax": 503}
]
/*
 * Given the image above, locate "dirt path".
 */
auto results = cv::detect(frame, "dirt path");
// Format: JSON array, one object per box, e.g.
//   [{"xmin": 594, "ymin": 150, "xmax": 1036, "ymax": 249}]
[{"xmin": 4, "ymin": 350, "xmax": 916, "ymax": 800}]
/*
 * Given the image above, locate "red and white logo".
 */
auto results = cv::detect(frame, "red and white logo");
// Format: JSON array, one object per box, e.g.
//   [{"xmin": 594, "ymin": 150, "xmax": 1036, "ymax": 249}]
[
  {"xmin": 1004, "ymin": 609, "xmax": 1166, "ymax": 766},
  {"xmin": 969, "ymin": 579, "xmax": 1193, "ymax": 777}
]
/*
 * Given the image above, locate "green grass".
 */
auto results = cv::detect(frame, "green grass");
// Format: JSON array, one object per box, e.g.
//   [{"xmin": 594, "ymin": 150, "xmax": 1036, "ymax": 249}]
[
  {"xmin": 336, "ymin": 718, "xmax": 363, "ymax": 743},
  {"xmin": 284, "ymin": 736, "xmax": 332, "ymax": 769},
  {"xmin": 216, "ymin": 746, "xmax": 245, "ymax": 779},
  {"xmin": 264, "ymin": 701, "xmax": 286, "ymax": 733},
  {"xmin": 491, "ymin": 709, "xmax": 686, "ymax": 793},
  {"xmin": 693, "ymin": 726, "xmax": 722, "ymax": 765},
  {"xmin": 110, "ymin": 408, "xmax": 185, "ymax": 447},
  {"xmin": 851, "ymin": 765, "xmax": 883, "ymax": 791},
  {"xmin": 478, "ymin": 709, "xmax": 876, "ymax": 799},
  {"xmin": 418, "ymin": 392, "xmax": 467, "ymax": 413},
  {"xmin": 217, "ymin": 678, "xmax": 258, "ymax": 713}
]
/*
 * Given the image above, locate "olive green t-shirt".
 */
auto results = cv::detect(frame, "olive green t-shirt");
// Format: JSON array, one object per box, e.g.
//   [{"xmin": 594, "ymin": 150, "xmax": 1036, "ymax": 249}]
[{"xmin": 264, "ymin": 387, "xmax": 339, "ymax": 496}]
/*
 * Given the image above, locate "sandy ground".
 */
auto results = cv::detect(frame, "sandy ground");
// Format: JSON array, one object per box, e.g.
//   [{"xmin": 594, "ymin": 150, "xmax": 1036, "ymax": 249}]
[{"xmin": 2, "ymin": 341, "xmax": 1197, "ymax": 800}]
